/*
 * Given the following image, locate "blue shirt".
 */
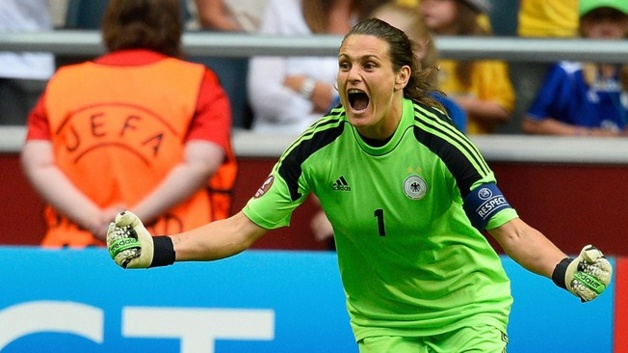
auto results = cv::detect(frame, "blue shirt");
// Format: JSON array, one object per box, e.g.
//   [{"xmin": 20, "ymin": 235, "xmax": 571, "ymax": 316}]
[
  {"xmin": 431, "ymin": 92, "xmax": 467, "ymax": 133},
  {"xmin": 526, "ymin": 61, "xmax": 627, "ymax": 131}
]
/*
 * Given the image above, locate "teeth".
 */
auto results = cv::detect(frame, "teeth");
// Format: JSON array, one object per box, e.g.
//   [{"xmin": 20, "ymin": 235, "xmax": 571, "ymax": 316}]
[{"xmin": 348, "ymin": 89, "xmax": 363, "ymax": 94}]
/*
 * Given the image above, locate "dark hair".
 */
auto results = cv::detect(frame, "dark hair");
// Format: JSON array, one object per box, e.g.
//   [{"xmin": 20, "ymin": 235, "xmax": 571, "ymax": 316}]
[
  {"xmin": 342, "ymin": 18, "xmax": 440, "ymax": 106},
  {"xmin": 102, "ymin": 0, "xmax": 183, "ymax": 57}
]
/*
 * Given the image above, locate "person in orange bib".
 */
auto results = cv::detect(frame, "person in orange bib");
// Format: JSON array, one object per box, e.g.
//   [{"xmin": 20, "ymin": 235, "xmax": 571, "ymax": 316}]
[{"xmin": 21, "ymin": 0, "xmax": 237, "ymax": 248}]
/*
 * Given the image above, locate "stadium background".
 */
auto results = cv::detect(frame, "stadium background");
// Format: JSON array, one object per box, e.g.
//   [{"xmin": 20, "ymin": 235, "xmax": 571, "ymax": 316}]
[{"xmin": 1, "ymin": 0, "xmax": 628, "ymax": 350}]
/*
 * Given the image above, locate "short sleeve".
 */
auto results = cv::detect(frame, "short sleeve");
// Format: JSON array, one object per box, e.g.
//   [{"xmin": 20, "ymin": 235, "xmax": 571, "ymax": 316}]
[{"xmin": 185, "ymin": 69, "xmax": 233, "ymax": 153}]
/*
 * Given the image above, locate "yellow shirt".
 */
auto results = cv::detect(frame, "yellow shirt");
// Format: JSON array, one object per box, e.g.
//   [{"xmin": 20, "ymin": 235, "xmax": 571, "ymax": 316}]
[
  {"xmin": 438, "ymin": 59, "xmax": 515, "ymax": 135},
  {"xmin": 396, "ymin": 0, "xmax": 418, "ymax": 6},
  {"xmin": 518, "ymin": 0, "xmax": 578, "ymax": 37}
]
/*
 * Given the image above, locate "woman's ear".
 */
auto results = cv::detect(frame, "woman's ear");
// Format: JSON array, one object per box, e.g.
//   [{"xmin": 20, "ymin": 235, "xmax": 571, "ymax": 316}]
[{"xmin": 395, "ymin": 65, "xmax": 411, "ymax": 91}]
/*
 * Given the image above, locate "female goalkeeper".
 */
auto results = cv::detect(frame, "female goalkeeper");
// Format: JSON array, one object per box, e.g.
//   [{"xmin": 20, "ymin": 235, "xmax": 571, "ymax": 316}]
[{"xmin": 107, "ymin": 17, "xmax": 612, "ymax": 353}]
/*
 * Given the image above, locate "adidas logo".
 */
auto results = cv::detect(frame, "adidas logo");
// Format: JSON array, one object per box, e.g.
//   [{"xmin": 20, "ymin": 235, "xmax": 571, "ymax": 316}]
[{"xmin": 332, "ymin": 176, "xmax": 351, "ymax": 191}]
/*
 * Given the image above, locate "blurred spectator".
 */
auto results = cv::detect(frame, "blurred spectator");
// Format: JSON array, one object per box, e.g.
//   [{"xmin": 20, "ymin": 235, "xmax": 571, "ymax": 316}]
[
  {"xmin": 397, "ymin": 0, "xmax": 418, "ymax": 6},
  {"xmin": 509, "ymin": 1, "xmax": 579, "ymax": 135},
  {"xmin": 247, "ymin": 0, "xmax": 389, "ymax": 135},
  {"xmin": 419, "ymin": 0, "xmax": 515, "ymax": 135},
  {"xmin": 373, "ymin": 2, "xmax": 467, "ymax": 132},
  {"xmin": 522, "ymin": 0, "xmax": 628, "ymax": 136},
  {"xmin": 21, "ymin": 0, "xmax": 238, "ymax": 248},
  {"xmin": 0, "ymin": 0, "xmax": 55, "ymax": 125},
  {"xmin": 396, "ymin": 0, "xmax": 493, "ymax": 31},
  {"xmin": 186, "ymin": 0, "xmax": 267, "ymax": 32},
  {"xmin": 185, "ymin": 0, "xmax": 261, "ymax": 129},
  {"xmin": 518, "ymin": 0, "xmax": 579, "ymax": 38}
]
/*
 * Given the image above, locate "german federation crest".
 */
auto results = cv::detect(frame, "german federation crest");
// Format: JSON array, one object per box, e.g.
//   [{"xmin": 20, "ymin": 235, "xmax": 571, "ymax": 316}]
[{"xmin": 403, "ymin": 175, "xmax": 428, "ymax": 200}]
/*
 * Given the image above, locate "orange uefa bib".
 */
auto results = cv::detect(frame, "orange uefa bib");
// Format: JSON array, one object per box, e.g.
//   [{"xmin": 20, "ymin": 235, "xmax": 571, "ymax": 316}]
[{"xmin": 41, "ymin": 58, "xmax": 236, "ymax": 247}]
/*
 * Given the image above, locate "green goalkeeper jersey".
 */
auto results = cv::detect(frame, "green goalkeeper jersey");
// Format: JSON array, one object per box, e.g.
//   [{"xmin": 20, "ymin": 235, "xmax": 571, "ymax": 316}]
[{"xmin": 243, "ymin": 98, "xmax": 518, "ymax": 340}]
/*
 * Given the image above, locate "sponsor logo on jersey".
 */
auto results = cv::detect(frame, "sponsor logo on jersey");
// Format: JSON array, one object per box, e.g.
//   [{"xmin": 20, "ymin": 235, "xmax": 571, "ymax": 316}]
[
  {"xmin": 254, "ymin": 175, "xmax": 274, "ymax": 198},
  {"xmin": 403, "ymin": 175, "xmax": 428, "ymax": 200},
  {"xmin": 332, "ymin": 176, "xmax": 351, "ymax": 191}
]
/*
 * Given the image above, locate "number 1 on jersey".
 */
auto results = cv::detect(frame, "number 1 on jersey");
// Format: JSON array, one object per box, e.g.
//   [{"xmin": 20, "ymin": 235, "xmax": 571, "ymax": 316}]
[{"xmin": 374, "ymin": 209, "xmax": 386, "ymax": 236}]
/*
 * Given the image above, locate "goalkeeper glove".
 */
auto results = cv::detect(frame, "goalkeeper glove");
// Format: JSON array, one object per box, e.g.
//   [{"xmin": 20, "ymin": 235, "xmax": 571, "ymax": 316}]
[
  {"xmin": 106, "ymin": 211, "xmax": 175, "ymax": 269},
  {"xmin": 552, "ymin": 245, "xmax": 612, "ymax": 302}
]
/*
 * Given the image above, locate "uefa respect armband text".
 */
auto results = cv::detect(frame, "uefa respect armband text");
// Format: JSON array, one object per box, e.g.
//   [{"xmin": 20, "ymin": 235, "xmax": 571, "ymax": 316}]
[{"xmin": 463, "ymin": 183, "xmax": 512, "ymax": 230}]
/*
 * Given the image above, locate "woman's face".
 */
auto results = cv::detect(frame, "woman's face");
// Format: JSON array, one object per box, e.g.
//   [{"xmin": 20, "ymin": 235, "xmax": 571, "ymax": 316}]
[
  {"xmin": 337, "ymin": 34, "xmax": 409, "ymax": 138},
  {"xmin": 419, "ymin": 0, "xmax": 458, "ymax": 34},
  {"xmin": 580, "ymin": 8, "xmax": 628, "ymax": 39}
]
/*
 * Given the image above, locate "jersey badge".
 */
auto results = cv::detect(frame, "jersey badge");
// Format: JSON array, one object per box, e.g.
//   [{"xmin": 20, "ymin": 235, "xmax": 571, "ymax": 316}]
[
  {"xmin": 332, "ymin": 176, "xmax": 351, "ymax": 191},
  {"xmin": 403, "ymin": 175, "xmax": 428, "ymax": 200},
  {"xmin": 254, "ymin": 175, "xmax": 274, "ymax": 198}
]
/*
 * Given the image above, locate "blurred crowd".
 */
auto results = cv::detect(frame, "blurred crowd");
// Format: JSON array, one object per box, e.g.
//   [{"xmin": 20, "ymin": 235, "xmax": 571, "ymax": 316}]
[
  {"xmin": 1, "ymin": 0, "xmax": 626, "ymax": 136},
  {"xmin": 1, "ymin": 0, "xmax": 626, "ymax": 248}
]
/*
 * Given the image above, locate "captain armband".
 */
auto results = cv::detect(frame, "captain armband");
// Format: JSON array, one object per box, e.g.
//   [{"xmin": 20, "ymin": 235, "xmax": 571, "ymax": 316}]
[{"xmin": 463, "ymin": 183, "xmax": 512, "ymax": 230}]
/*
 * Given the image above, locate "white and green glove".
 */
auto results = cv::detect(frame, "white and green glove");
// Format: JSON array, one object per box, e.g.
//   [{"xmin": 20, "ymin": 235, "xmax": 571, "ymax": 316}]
[
  {"xmin": 552, "ymin": 245, "xmax": 612, "ymax": 302},
  {"xmin": 106, "ymin": 211, "xmax": 175, "ymax": 269}
]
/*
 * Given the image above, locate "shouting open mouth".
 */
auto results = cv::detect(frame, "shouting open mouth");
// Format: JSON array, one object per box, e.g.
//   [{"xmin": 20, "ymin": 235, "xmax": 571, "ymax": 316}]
[{"xmin": 348, "ymin": 89, "xmax": 370, "ymax": 113}]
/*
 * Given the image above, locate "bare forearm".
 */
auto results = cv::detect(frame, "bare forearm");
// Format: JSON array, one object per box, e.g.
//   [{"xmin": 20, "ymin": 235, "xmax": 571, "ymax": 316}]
[
  {"xmin": 21, "ymin": 141, "xmax": 118, "ymax": 237},
  {"xmin": 454, "ymin": 97, "xmax": 510, "ymax": 124},
  {"xmin": 171, "ymin": 212, "xmax": 267, "ymax": 261},
  {"xmin": 489, "ymin": 218, "xmax": 567, "ymax": 278},
  {"xmin": 522, "ymin": 117, "xmax": 620, "ymax": 136},
  {"xmin": 195, "ymin": 0, "xmax": 241, "ymax": 31},
  {"xmin": 132, "ymin": 164, "xmax": 211, "ymax": 223},
  {"xmin": 25, "ymin": 165, "xmax": 101, "ymax": 228},
  {"xmin": 523, "ymin": 117, "xmax": 585, "ymax": 135},
  {"xmin": 283, "ymin": 75, "xmax": 336, "ymax": 113}
]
